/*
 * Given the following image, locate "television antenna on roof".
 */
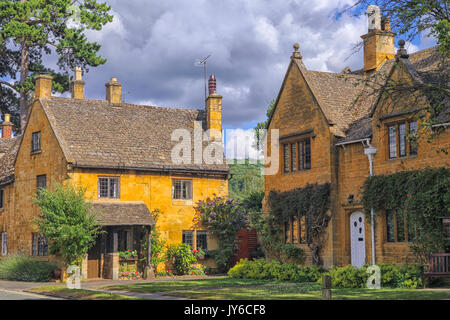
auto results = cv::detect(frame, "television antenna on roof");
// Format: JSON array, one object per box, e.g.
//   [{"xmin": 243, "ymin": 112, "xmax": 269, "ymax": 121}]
[{"xmin": 195, "ymin": 54, "xmax": 211, "ymax": 105}]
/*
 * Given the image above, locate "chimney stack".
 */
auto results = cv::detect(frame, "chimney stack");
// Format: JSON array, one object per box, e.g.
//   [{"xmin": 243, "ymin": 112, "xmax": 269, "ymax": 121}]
[
  {"xmin": 206, "ymin": 75, "xmax": 222, "ymax": 141},
  {"xmin": 71, "ymin": 66, "xmax": 85, "ymax": 99},
  {"xmin": 105, "ymin": 77, "xmax": 122, "ymax": 104},
  {"xmin": 361, "ymin": 5, "xmax": 395, "ymax": 74},
  {"xmin": 34, "ymin": 74, "xmax": 53, "ymax": 99},
  {"xmin": 1, "ymin": 114, "xmax": 13, "ymax": 138}
]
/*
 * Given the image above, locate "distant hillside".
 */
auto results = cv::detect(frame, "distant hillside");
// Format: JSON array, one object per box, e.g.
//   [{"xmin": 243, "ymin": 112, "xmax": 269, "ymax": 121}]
[{"xmin": 227, "ymin": 160, "xmax": 264, "ymax": 200}]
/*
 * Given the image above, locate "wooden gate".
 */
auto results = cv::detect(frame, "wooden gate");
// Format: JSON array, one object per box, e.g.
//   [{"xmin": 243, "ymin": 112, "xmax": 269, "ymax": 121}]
[
  {"xmin": 230, "ymin": 229, "xmax": 258, "ymax": 267},
  {"xmin": 87, "ymin": 240, "xmax": 102, "ymax": 279}
]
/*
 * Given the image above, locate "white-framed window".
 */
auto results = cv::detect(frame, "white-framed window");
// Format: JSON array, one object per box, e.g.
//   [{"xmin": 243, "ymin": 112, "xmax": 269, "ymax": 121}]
[
  {"xmin": 172, "ymin": 179, "xmax": 192, "ymax": 200},
  {"xmin": 1, "ymin": 232, "xmax": 7, "ymax": 256},
  {"xmin": 98, "ymin": 177, "xmax": 120, "ymax": 198}
]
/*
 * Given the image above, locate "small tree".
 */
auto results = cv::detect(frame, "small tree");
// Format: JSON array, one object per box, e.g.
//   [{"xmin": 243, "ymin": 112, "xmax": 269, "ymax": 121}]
[
  {"xmin": 33, "ymin": 183, "xmax": 102, "ymax": 267},
  {"xmin": 194, "ymin": 196, "xmax": 249, "ymax": 272}
]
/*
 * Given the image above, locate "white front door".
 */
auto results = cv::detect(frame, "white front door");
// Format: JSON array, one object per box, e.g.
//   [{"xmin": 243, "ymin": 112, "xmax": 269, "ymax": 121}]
[{"xmin": 350, "ymin": 212, "xmax": 365, "ymax": 268}]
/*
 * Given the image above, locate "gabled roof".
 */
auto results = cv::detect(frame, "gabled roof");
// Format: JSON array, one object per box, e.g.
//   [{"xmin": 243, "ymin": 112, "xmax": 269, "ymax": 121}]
[
  {"xmin": 0, "ymin": 136, "xmax": 19, "ymax": 186},
  {"xmin": 38, "ymin": 97, "xmax": 229, "ymax": 174}
]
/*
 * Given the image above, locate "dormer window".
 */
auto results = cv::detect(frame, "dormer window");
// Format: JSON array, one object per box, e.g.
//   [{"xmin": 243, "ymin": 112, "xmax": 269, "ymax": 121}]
[{"xmin": 388, "ymin": 121, "xmax": 418, "ymax": 159}]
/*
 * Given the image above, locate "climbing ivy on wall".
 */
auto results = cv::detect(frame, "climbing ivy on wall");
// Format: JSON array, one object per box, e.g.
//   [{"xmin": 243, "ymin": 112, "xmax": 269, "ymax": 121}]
[
  {"xmin": 361, "ymin": 167, "xmax": 450, "ymax": 261},
  {"xmin": 264, "ymin": 183, "xmax": 331, "ymax": 266}
]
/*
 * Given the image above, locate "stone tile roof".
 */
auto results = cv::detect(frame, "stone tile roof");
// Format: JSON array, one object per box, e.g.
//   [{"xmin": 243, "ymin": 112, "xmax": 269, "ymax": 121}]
[
  {"xmin": 296, "ymin": 45, "xmax": 446, "ymax": 144},
  {"xmin": 40, "ymin": 97, "xmax": 229, "ymax": 174},
  {"xmin": 89, "ymin": 201, "xmax": 155, "ymax": 226},
  {"xmin": 0, "ymin": 136, "xmax": 19, "ymax": 186}
]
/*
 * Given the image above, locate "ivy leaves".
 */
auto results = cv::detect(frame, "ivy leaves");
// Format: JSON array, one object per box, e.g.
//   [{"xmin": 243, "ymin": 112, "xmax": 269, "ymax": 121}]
[{"xmin": 362, "ymin": 168, "xmax": 450, "ymax": 260}]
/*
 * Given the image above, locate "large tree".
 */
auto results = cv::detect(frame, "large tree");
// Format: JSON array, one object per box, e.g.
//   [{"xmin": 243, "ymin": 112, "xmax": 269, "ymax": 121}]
[{"xmin": 0, "ymin": 0, "xmax": 113, "ymax": 132}]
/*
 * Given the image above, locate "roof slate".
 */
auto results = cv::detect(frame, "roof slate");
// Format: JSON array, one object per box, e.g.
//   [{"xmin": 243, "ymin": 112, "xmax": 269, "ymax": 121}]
[
  {"xmin": 0, "ymin": 136, "xmax": 19, "ymax": 185},
  {"xmin": 89, "ymin": 201, "xmax": 155, "ymax": 226},
  {"xmin": 40, "ymin": 97, "xmax": 229, "ymax": 174}
]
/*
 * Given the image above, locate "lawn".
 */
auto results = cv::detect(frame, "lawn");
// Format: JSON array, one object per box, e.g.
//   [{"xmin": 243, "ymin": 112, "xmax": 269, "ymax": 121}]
[
  {"xmin": 101, "ymin": 277, "xmax": 450, "ymax": 300},
  {"xmin": 101, "ymin": 276, "xmax": 273, "ymax": 293},
  {"xmin": 28, "ymin": 286, "xmax": 146, "ymax": 300}
]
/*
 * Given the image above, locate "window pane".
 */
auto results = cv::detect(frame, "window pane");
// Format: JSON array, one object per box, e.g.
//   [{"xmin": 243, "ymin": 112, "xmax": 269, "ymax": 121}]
[
  {"xmin": 292, "ymin": 216, "xmax": 299, "ymax": 244},
  {"xmin": 109, "ymin": 178, "xmax": 119, "ymax": 198},
  {"xmin": 291, "ymin": 143, "xmax": 297, "ymax": 171},
  {"xmin": 99, "ymin": 178, "xmax": 108, "ymax": 197},
  {"xmin": 304, "ymin": 139, "xmax": 311, "ymax": 169},
  {"xmin": 0, "ymin": 189, "xmax": 3, "ymax": 208},
  {"xmin": 299, "ymin": 216, "xmax": 307, "ymax": 244},
  {"xmin": 399, "ymin": 123, "xmax": 406, "ymax": 157},
  {"xmin": 173, "ymin": 180, "xmax": 181, "ymax": 199},
  {"xmin": 409, "ymin": 121, "xmax": 418, "ymax": 155},
  {"xmin": 388, "ymin": 126, "xmax": 397, "ymax": 158},
  {"xmin": 283, "ymin": 144, "xmax": 289, "ymax": 172},
  {"xmin": 32, "ymin": 132, "xmax": 41, "ymax": 152},
  {"xmin": 396, "ymin": 210, "xmax": 405, "ymax": 242},
  {"xmin": 298, "ymin": 141, "xmax": 304, "ymax": 170},
  {"xmin": 196, "ymin": 231, "xmax": 208, "ymax": 250},
  {"xmin": 182, "ymin": 231, "xmax": 194, "ymax": 249},
  {"xmin": 386, "ymin": 210, "xmax": 395, "ymax": 242}
]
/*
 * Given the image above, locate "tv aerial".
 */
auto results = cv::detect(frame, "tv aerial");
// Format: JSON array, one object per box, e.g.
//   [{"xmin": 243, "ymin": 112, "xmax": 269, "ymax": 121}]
[{"xmin": 195, "ymin": 54, "xmax": 211, "ymax": 105}]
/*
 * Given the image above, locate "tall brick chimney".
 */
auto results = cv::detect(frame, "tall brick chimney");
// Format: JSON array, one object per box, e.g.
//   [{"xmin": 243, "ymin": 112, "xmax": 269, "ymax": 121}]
[
  {"xmin": 1, "ymin": 114, "xmax": 13, "ymax": 138},
  {"xmin": 71, "ymin": 66, "xmax": 85, "ymax": 99},
  {"xmin": 206, "ymin": 75, "xmax": 222, "ymax": 141},
  {"xmin": 34, "ymin": 74, "xmax": 53, "ymax": 99},
  {"xmin": 105, "ymin": 77, "xmax": 122, "ymax": 104},
  {"xmin": 361, "ymin": 5, "xmax": 395, "ymax": 74}
]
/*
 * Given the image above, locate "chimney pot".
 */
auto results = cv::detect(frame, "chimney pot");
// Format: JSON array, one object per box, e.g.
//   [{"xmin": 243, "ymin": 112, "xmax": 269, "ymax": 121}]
[
  {"xmin": 2, "ymin": 113, "xmax": 13, "ymax": 138},
  {"xmin": 208, "ymin": 75, "xmax": 216, "ymax": 95}
]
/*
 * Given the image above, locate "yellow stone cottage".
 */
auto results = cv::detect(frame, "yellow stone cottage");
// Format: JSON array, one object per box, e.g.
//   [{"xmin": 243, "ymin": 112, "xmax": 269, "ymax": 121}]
[{"xmin": 0, "ymin": 70, "xmax": 229, "ymax": 279}]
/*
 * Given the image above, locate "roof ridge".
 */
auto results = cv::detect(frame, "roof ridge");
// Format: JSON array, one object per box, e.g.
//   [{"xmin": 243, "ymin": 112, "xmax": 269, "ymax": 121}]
[{"xmin": 47, "ymin": 96, "xmax": 202, "ymax": 112}]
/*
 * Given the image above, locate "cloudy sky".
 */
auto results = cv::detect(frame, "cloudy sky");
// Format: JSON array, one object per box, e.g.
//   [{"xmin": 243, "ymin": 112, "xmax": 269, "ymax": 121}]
[
  {"xmin": 63, "ymin": 0, "xmax": 434, "ymax": 158},
  {"xmin": 5, "ymin": 0, "xmax": 436, "ymax": 158}
]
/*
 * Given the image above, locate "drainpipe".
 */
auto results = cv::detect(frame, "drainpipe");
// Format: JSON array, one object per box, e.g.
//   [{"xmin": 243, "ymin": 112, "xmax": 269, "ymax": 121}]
[{"xmin": 364, "ymin": 139, "xmax": 377, "ymax": 265}]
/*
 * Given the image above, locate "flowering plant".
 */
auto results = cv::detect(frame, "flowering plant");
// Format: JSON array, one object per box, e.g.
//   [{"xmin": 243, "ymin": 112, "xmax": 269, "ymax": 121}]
[
  {"xmin": 192, "ymin": 248, "xmax": 205, "ymax": 259},
  {"xmin": 194, "ymin": 196, "xmax": 249, "ymax": 272},
  {"xmin": 119, "ymin": 271, "xmax": 143, "ymax": 280},
  {"xmin": 189, "ymin": 263, "xmax": 206, "ymax": 276}
]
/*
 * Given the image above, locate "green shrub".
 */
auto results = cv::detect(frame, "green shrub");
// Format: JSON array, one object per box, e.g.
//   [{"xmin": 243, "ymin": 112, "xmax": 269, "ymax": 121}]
[
  {"xmin": 323, "ymin": 263, "xmax": 422, "ymax": 288},
  {"xmin": 281, "ymin": 244, "xmax": 305, "ymax": 264},
  {"xmin": 228, "ymin": 258, "xmax": 324, "ymax": 282},
  {"xmin": 165, "ymin": 243, "xmax": 197, "ymax": 275},
  {"xmin": 0, "ymin": 254, "xmax": 58, "ymax": 282}
]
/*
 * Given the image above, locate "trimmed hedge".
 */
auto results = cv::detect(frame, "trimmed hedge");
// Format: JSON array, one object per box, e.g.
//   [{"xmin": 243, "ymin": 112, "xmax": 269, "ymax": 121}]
[
  {"xmin": 228, "ymin": 259, "xmax": 324, "ymax": 282},
  {"xmin": 0, "ymin": 254, "xmax": 59, "ymax": 282},
  {"xmin": 228, "ymin": 259, "xmax": 422, "ymax": 288}
]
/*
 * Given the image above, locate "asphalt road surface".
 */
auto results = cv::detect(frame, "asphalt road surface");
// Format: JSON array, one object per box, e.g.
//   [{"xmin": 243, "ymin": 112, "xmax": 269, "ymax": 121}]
[{"xmin": 0, "ymin": 288, "xmax": 60, "ymax": 300}]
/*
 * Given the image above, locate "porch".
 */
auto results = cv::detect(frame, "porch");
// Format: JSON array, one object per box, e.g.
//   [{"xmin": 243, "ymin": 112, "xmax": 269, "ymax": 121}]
[{"xmin": 82, "ymin": 201, "xmax": 155, "ymax": 280}]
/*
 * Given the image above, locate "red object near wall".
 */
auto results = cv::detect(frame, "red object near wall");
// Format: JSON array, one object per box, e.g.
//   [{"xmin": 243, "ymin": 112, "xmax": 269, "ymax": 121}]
[{"xmin": 230, "ymin": 228, "xmax": 258, "ymax": 267}]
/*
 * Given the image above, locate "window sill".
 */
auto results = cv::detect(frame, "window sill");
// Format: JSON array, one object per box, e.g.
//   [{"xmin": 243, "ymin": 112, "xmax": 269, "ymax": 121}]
[
  {"xmin": 30, "ymin": 150, "xmax": 41, "ymax": 155},
  {"xmin": 282, "ymin": 169, "xmax": 311, "ymax": 175},
  {"xmin": 172, "ymin": 199, "xmax": 193, "ymax": 206},
  {"xmin": 387, "ymin": 155, "xmax": 418, "ymax": 162}
]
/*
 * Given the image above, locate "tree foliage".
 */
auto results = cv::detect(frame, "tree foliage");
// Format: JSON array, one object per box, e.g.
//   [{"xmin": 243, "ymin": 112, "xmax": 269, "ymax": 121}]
[
  {"xmin": 0, "ymin": 0, "xmax": 113, "ymax": 131},
  {"xmin": 228, "ymin": 160, "xmax": 264, "ymax": 201},
  {"xmin": 253, "ymin": 99, "xmax": 276, "ymax": 152},
  {"xmin": 33, "ymin": 183, "xmax": 103, "ymax": 267},
  {"xmin": 194, "ymin": 196, "xmax": 249, "ymax": 272}
]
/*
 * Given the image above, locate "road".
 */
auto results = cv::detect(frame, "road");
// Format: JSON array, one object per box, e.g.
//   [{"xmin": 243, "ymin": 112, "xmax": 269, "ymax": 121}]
[{"xmin": 0, "ymin": 288, "xmax": 61, "ymax": 300}]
